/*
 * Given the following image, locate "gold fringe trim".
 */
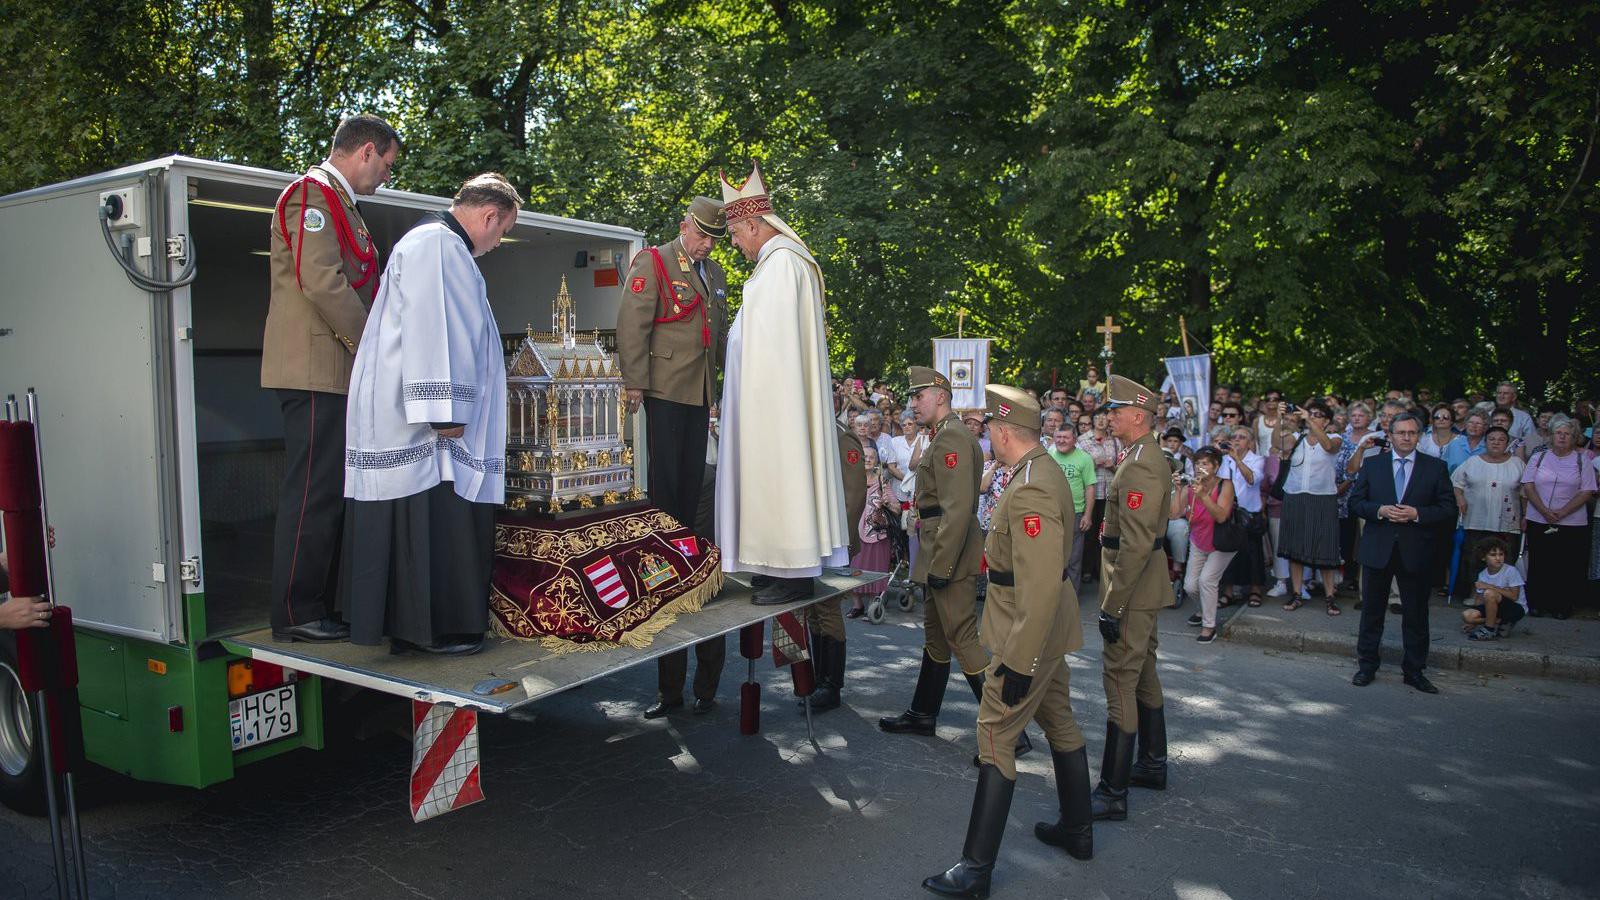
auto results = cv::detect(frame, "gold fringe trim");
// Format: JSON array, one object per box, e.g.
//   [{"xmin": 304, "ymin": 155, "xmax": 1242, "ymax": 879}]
[{"xmin": 490, "ymin": 568, "xmax": 725, "ymax": 656}]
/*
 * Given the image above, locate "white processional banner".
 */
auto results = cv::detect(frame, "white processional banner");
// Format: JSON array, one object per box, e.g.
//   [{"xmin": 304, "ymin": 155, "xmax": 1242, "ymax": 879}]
[
  {"xmin": 1164, "ymin": 353, "xmax": 1212, "ymax": 450},
  {"xmin": 932, "ymin": 338, "xmax": 990, "ymax": 410}
]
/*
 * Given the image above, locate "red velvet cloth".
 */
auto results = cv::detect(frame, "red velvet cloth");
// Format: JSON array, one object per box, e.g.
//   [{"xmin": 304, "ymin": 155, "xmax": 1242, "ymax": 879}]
[
  {"xmin": 2, "ymin": 508, "xmax": 47, "ymax": 597},
  {"xmin": 0, "ymin": 421, "xmax": 40, "ymax": 512},
  {"xmin": 489, "ymin": 505, "xmax": 722, "ymax": 645}
]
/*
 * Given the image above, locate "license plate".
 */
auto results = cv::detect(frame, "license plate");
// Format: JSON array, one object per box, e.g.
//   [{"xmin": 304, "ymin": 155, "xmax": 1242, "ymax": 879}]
[{"xmin": 230, "ymin": 684, "xmax": 298, "ymax": 751}]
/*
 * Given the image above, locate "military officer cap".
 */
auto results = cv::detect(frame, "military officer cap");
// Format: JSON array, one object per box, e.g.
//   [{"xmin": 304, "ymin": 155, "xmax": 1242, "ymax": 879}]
[
  {"xmin": 984, "ymin": 384, "xmax": 1041, "ymax": 432},
  {"xmin": 1103, "ymin": 373, "xmax": 1161, "ymax": 414},
  {"xmin": 688, "ymin": 196, "xmax": 727, "ymax": 238},
  {"xmin": 907, "ymin": 365, "xmax": 951, "ymax": 395}
]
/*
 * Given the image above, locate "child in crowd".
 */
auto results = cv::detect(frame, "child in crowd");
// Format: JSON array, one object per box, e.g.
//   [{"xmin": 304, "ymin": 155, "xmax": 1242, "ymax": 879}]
[{"xmin": 1462, "ymin": 536, "xmax": 1526, "ymax": 641}]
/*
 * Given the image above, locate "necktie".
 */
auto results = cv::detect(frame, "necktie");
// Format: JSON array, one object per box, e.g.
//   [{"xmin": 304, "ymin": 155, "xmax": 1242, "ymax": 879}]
[
  {"xmin": 695, "ymin": 261, "xmax": 707, "ymax": 289},
  {"xmin": 1395, "ymin": 457, "xmax": 1410, "ymax": 501}
]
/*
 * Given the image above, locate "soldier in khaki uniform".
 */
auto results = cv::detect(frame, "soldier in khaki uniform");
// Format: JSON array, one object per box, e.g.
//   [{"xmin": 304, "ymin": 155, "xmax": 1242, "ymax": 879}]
[
  {"xmin": 263, "ymin": 114, "xmax": 399, "ymax": 643},
  {"xmin": 924, "ymin": 386, "xmax": 1092, "ymax": 900},
  {"xmin": 801, "ymin": 421, "xmax": 866, "ymax": 711},
  {"xmin": 1092, "ymin": 374, "xmax": 1175, "ymax": 821},
  {"xmin": 881, "ymin": 367, "xmax": 1031, "ymax": 760},
  {"xmin": 615, "ymin": 197, "xmax": 731, "ymax": 719}
]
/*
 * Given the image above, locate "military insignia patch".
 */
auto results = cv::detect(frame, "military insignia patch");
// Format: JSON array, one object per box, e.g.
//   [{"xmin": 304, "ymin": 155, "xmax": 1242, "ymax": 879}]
[
  {"xmin": 998, "ymin": 402, "xmax": 1012, "ymax": 417},
  {"xmin": 631, "ymin": 277, "xmax": 646, "ymax": 293},
  {"xmin": 944, "ymin": 452, "xmax": 959, "ymax": 468},
  {"xmin": 1126, "ymin": 491, "xmax": 1144, "ymax": 510},
  {"xmin": 1023, "ymin": 514, "xmax": 1041, "ymax": 537},
  {"xmin": 302, "ymin": 208, "xmax": 326, "ymax": 233},
  {"xmin": 846, "ymin": 449, "xmax": 860, "ymax": 465}
]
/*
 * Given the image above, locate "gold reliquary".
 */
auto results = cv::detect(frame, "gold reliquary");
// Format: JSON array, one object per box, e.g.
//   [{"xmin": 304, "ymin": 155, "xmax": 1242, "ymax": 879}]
[{"xmin": 504, "ymin": 275, "xmax": 640, "ymax": 513}]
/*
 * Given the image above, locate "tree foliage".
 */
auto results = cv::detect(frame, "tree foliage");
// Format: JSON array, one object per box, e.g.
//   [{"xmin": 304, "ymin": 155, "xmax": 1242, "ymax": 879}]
[{"xmin": 1, "ymin": 0, "xmax": 1593, "ymax": 399}]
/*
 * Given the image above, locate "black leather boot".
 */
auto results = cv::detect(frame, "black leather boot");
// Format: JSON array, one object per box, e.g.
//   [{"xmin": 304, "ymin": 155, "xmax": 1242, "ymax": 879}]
[
  {"xmin": 880, "ymin": 651, "xmax": 949, "ymax": 735},
  {"xmin": 1035, "ymin": 745, "xmax": 1094, "ymax": 859},
  {"xmin": 1130, "ymin": 704, "xmax": 1168, "ymax": 790},
  {"xmin": 1090, "ymin": 721, "xmax": 1135, "ymax": 821},
  {"xmin": 922, "ymin": 764, "xmax": 1015, "ymax": 898},
  {"xmin": 808, "ymin": 635, "xmax": 841, "ymax": 711},
  {"xmin": 752, "ymin": 576, "xmax": 814, "ymax": 605}
]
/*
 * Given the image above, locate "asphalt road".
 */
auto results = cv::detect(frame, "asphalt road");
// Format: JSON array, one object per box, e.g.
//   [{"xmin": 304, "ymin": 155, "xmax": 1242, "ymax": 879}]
[{"xmin": 3, "ymin": 599, "xmax": 1598, "ymax": 899}]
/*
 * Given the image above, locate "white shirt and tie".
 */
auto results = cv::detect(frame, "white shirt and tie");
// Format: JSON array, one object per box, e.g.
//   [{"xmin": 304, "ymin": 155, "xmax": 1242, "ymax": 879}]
[{"xmin": 1392, "ymin": 451, "xmax": 1414, "ymax": 502}]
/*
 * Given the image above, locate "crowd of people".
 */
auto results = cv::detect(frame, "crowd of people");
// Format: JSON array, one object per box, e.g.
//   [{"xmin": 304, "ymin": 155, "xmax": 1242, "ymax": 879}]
[{"xmin": 834, "ymin": 370, "xmax": 1600, "ymax": 642}]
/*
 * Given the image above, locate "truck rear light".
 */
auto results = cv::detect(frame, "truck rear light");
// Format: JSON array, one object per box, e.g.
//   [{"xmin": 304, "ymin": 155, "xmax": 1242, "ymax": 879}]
[
  {"xmin": 226, "ymin": 660, "xmax": 253, "ymax": 697},
  {"xmin": 168, "ymin": 705, "xmax": 183, "ymax": 732},
  {"xmin": 251, "ymin": 661, "xmax": 286, "ymax": 691}
]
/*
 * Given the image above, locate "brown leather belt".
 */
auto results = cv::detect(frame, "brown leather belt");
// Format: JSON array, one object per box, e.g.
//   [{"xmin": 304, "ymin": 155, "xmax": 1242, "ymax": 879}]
[
  {"xmin": 985, "ymin": 569, "xmax": 1068, "ymax": 587},
  {"xmin": 1100, "ymin": 536, "xmax": 1162, "ymax": 550},
  {"xmin": 918, "ymin": 505, "xmax": 942, "ymax": 518}
]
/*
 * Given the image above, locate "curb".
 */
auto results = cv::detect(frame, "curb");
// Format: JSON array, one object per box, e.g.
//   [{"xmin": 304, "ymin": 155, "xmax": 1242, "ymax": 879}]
[{"xmin": 1221, "ymin": 613, "xmax": 1600, "ymax": 684}]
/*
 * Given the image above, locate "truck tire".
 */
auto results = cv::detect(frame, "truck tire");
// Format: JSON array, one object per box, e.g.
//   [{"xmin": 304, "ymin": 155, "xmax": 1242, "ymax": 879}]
[{"xmin": 0, "ymin": 636, "xmax": 46, "ymax": 815}]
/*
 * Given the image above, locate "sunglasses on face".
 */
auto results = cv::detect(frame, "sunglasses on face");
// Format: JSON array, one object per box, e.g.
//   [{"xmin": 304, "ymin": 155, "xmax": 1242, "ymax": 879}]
[
  {"xmin": 1433, "ymin": 414, "xmax": 1452, "ymax": 421},
  {"xmin": 1221, "ymin": 412, "xmax": 1239, "ymax": 418}
]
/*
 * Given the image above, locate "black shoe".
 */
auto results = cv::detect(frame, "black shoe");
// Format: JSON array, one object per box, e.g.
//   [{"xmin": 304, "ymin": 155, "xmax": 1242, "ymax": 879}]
[
  {"xmin": 1351, "ymin": 670, "xmax": 1375, "ymax": 687},
  {"xmin": 691, "ymin": 697, "xmax": 717, "ymax": 715},
  {"xmin": 749, "ymin": 574, "xmax": 775, "ymax": 588},
  {"xmin": 881, "ymin": 651, "xmax": 950, "ymax": 734},
  {"xmin": 644, "ymin": 699, "xmax": 683, "ymax": 719},
  {"xmin": 1090, "ymin": 721, "xmax": 1135, "ymax": 821},
  {"xmin": 272, "ymin": 617, "xmax": 351, "ymax": 643},
  {"xmin": 752, "ymin": 577, "xmax": 814, "ymax": 605},
  {"xmin": 1553, "ymin": 612, "xmax": 1570, "ymax": 621},
  {"xmin": 1035, "ymin": 745, "xmax": 1094, "ymax": 860},
  {"xmin": 1389, "ymin": 602, "xmax": 1403, "ymax": 614},
  {"xmin": 801, "ymin": 635, "xmax": 845, "ymax": 712},
  {"xmin": 390, "ymin": 635, "xmax": 483, "ymax": 656},
  {"xmin": 1186, "ymin": 613, "xmax": 1203, "ymax": 627},
  {"xmin": 1403, "ymin": 673, "xmax": 1439, "ymax": 694},
  {"xmin": 1130, "ymin": 704, "xmax": 1168, "ymax": 791},
  {"xmin": 923, "ymin": 764, "xmax": 1015, "ymax": 898}
]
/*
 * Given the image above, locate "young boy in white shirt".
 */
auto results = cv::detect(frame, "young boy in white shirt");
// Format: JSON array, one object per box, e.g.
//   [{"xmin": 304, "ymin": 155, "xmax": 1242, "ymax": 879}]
[{"xmin": 1462, "ymin": 536, "xmax": 1526, "ymax": 641}]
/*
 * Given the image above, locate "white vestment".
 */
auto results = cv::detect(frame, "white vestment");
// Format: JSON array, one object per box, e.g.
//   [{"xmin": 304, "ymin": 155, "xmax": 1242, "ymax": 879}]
[
  {"xmin": 716, "ymin": 235, "xmax": 849, "ymax": 576},
  {"xmin": 345, "ymin": 216, "xmax": 506, "ymax": 504}
]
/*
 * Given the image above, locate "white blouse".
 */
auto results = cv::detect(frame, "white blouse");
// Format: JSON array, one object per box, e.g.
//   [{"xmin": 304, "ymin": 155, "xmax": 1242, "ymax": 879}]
[
  {"xmin": 1450, "ymin": 454, "xmax": 1525, "ymax": 533},
  {"xmin": 1284, "ymin": 436, "xmax": 1340, "ymax": 496}
]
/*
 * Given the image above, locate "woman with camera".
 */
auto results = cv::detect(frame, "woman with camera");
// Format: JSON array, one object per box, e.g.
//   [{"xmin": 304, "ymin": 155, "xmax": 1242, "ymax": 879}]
[
  {"xmin": 1178, "ymin": 447, "xmax": 1237, "ymax": 642},
  {"xmin": 1278, "ymin": 400, "xmax": 1346, "ymax": 615}
]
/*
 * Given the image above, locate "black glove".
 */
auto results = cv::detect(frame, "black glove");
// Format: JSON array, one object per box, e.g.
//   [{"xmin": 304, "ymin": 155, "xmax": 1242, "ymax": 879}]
[
  {"xmin": 1098, "ymin": 611, "xmax": 1122, "ymax": 645},
  {"xmin": 996, "ymin": 664, "xmax": 1033, "ymax": 706},
  {"xmin": 926, "ymin": 574, "xmax": 950, "ymax": 590}
]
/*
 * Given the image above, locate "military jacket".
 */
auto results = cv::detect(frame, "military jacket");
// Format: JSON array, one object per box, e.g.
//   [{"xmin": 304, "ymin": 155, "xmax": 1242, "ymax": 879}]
[
  {"xmin": 912, "ymin": 413, "xmax": 983, "ymax": 583},
  {"xmin": 980, "ymin": 445, "xmax": 1084, "ymax": 676},
  {"xmin": 1099, "ymin": 432, "xmax": 1174, "ymax": 615},
  {"xmin": 262, "ymin": 165, "xmax": 378, "ymax": 394},
  {"xmin": 837, "ymin": 422, "xmax": 867, "ymax": 558},
  {"xmin": 615, "ymin": 237, "xmax": 728, "ymax": 407}
]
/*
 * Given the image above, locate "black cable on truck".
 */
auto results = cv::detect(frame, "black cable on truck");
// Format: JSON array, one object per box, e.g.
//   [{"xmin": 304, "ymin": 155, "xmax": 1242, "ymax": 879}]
[{"xmin": 98, "ymin": 199, "xmax": 198, "ymax": 291}]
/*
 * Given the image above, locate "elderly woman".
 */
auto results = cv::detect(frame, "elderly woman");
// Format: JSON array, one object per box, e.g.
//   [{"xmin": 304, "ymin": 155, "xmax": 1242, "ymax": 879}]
[
  {"xmin": 1278, "ymin": 401, "xmax": 1345, "ymax": 614},
  {"xmin": 1336, "ymin": 402, "xmax": 1379, "ymax": 594},
  {"xmin": 1080, "ymin": 410, "xmax": 1121, "ymax": 582},
  {"xmin": 1520, "ymin": 415, "xmax": 1595, "ymax": 619},
  {"xmin": 846, "ymin": 446, "xmax": 897, "ymax": 617},
  {"xmin": 1420, "ymin": 404, "xmax": 1469, "ymax": 472},
  {"xmin": 1450, "ymin": 426, "xmax": 1525, "ymax": 601},
  {"xmin": 1461, "ymin": 410, "xmax": 1491, "ymax": 458}
]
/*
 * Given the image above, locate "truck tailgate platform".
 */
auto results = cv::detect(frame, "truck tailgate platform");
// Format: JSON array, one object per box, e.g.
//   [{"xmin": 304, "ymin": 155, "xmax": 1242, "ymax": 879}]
[{"xmin": 220, "ymin": 571, "xmax": 883, "ymax": 713}]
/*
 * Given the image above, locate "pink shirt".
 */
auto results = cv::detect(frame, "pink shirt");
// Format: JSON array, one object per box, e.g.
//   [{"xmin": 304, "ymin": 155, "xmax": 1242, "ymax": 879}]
[
  {"xmin": 1189, "ymin": 486, "xmax": 1222, "ymax": 552},
  {"xmin": 1520, "ymin": 448, "xmax": 1596, "ymax": 526}
]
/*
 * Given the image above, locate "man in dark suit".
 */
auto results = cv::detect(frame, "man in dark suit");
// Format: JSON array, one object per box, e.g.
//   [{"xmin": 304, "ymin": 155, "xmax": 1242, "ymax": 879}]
[{"xmin": 1347, "ymin": 412, "xmax": 1457, "ymax": 693}]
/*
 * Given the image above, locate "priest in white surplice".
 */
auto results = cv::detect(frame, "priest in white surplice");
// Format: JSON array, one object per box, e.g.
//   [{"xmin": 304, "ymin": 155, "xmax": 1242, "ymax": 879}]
[
  {"xmin": 716, "ymin": 161, "xmax": 849, "ymax": 604},
  {"xmin": 339, "ymin": 174, "xmax": 521, "ymax": 655}
]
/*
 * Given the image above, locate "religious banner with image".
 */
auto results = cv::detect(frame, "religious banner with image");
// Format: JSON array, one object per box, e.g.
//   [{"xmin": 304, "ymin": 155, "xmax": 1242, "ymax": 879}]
[
  {"xmin": 490, "ymin": 506, "xmax": 723, "ymax": 652},
  {"xmin": 1163, "ymin": 353, "xmax": 1212, "ymax": 450},
  {"xmin": 933, "ymin": 338, "xmax": 990, "ymax": 410}
]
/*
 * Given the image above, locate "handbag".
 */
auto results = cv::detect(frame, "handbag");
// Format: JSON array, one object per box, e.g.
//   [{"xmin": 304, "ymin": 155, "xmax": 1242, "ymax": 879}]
[
  {"xmin": 1268, "ymin": 435, "xmax": 1306, "ymax": 501},
  {"xmin": 1213, "ymin": 507, "xmax": 1248, "ymax": 552}
]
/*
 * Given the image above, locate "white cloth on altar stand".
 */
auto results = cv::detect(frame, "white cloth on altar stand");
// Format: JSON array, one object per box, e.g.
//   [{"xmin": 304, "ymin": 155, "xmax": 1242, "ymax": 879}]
[
  {"xmin": 716, "ymin": 235, "xmax": 848, "ymax": 577},
  {"xmin": 345, "ymin": 216, "xmax": 506, "ymax": 505}
]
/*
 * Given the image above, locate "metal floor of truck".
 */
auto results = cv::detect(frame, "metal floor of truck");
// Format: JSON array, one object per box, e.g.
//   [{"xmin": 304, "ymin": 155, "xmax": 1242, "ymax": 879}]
[{"xmin": 222, "ymin": 571, "xmax": 881, "ymax": 714}]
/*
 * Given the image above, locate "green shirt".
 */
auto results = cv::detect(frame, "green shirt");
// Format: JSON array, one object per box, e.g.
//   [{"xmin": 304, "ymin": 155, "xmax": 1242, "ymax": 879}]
[{"xmin": 1047, "ymin": 447, "xmax": 1096, "ymax": 514}]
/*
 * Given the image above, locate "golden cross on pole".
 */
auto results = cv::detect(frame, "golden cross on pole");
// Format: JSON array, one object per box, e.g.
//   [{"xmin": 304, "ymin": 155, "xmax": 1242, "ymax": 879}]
[{"xmin": 1096, "ymin": 315, "xmax": 1121, "ymax": 353}]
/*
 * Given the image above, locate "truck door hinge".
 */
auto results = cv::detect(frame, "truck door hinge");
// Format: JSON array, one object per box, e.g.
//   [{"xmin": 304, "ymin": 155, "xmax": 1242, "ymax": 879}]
[
  {"xmin": 179, "ymin": 557, "xmax": 201, "ymax": 583},
  {"xmin": 166, "ymin": 235, "xmax": 189, "ymax": 263}
]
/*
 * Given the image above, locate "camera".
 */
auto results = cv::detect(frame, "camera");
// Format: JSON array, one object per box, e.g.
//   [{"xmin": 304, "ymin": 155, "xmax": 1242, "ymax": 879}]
[
  {"xmin": 1284, "ymin": 402, "xmax": 1299, "ymax": 413},
  {"xmin": 1372, "ymin": 437, "xmax": 1390, "ymax": 450},
  {"xmin": 1217, "ymin": 439, "xmax": 1232, "ymax": 451},
  {"xmin": 1174, "ymin": 472, "xmax": 1195, "ymax": 485}
]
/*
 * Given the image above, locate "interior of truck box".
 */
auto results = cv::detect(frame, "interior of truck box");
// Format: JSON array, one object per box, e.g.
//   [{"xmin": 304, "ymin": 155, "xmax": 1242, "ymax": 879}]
[{"xmin": 185, "ymin": 178, "xmax": 635, "ymax": 639}]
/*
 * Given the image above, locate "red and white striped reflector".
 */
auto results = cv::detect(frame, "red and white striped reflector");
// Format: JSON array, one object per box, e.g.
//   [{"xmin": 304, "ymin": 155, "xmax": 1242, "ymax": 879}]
[{"xmin": 410, "ymin": 701, "xmax": 484, "ymax": 822}]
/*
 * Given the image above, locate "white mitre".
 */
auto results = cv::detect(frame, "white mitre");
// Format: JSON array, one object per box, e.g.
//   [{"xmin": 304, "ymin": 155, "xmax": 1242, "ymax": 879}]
[{"xmin": 720, "ymin": 160, "xmax": 812, "ymax": 253}]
